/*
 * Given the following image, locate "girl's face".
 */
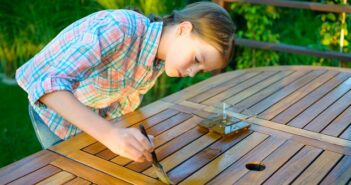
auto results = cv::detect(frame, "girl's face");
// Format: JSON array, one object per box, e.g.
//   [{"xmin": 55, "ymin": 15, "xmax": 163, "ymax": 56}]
[{"xmin": 161, "ymin": 22, "xmax": 225, "ymax": 77}]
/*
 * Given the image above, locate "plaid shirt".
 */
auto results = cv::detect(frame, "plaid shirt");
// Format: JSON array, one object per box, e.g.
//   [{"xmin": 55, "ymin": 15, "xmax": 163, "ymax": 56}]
[{"xmin": 16, "ymin": 10, "xmax": 164, "ymax": 139}]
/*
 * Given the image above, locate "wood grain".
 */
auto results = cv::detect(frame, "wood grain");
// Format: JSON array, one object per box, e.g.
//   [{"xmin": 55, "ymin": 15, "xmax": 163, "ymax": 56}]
[
  {"xmin": 258, "ymin": 70, "xmax": 338, "ymax": 121},
  {"xmin": 202, "ymin": 71, "xmax": 280, "ymax": 105},
  {"xmin": 0, "ymin": 150, "xmax": 60, "ymax": 184},
  {"xmin": 110, "ymin": 115, "xmax": 203, "ymax": 166},
  {"xmin": 288, "ymin": 76, "xmax": 351, "ymax": 128},
  {"xmin": 143, "ymin": 131, "xmax": 223, "ymax": 178},
  {"xmin": 188, "ymin": 71, "xmax": 261, "ymax": 103},
  {"xmin": 320, "ymin": 155, "xmax": 351, "ymax": 185},
  {"xmin": 292, "ymin": 150, "xmax": 343, "ymax": 185},
  {"xmin": 36, "ymin": 171, "xmax": 76, "ymax": 185},
  {"xmin": 231, "ymin": 70, "xmax": 309, "ymax": 112},
  {"xmin": 167, "ymin": 130, "xmax": 253, "ymax": 184},
  {"xmin": 50, "ymin": 133, "xmax": 96, "ymax": 156},
  {"xmin": 113, "ymin": 100, "xmax": 173, "ymax": 128},
  {"xmin": 67, "ymin": 150, "xmax": 162, "ymax": 185},
  {"xmin": 263, "ymin": 146, "xmax": 323, "ymax": 185},
  {"xmin": 179, "ymin": 132, "xmax": 268, "ymax": 185},
  {"xmin": 81, "ymin": 142, "xmax": 106, "ymax": 155},
  {"xmin": 201, "ymin": 102, "xmax": 351, "ymax": 148},
  {"xmin": 224, "ymin": 70, "xmax": 295, "ymax": 105},
  {"xmin": 322, "ymin": 105, "xmax": 351, "ymax": 137},
  {"xmin": 248, "ymin": 70, "xmax": 325, "ymax": 116},
  {"xmin": 51, "ymin": 156, "xmax": 130, "ymax": 185},
  {"xmin": 162, "ymin": 70, "xmax": 245, "ymax": 103},
  {"xmin": 7, "ymin": 165, "xmax": 61, "ymax": 185},
  {"xmin": 233, "ymin": 140, "xmax": 304, "ymax": 184},
  {"xmin": 206, "ymin": 136, "xmax": 286, "ymax": 185},
  {"xmin": 63, "ymin": 177, "xmax": 92, "ymax": 185},
  {"xmin": 126, "ymin": 126, "xmax": 208, "ymax": 172},
  {"xmin": 95, "ymin": 149, "xmax": 117, "ymax": 161},
  {"xmin": 272, "ymin": 72, "xmax": 351, "ymax": 125},
  {"xmin": 304, "ymin": 89, "xmax": 351, "ymax": 132}
]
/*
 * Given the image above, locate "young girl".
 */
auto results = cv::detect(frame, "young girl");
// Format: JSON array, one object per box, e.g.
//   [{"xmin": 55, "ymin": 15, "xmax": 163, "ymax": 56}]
[{"xmin": 16, "ymin": 2, "xmax": 235, "ymax": 163}]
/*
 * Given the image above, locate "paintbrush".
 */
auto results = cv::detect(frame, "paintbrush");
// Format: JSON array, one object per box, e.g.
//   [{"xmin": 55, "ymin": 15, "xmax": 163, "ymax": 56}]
[{"xmin": 139, "ymin": 124, "xmax": 173, "ymax": 184}]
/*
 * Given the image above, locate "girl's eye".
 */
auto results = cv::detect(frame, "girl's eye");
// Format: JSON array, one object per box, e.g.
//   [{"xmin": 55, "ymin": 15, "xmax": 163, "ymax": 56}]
[{"xmin": 195, "ymin": 56, "xmax": 200, "ymax": 64}]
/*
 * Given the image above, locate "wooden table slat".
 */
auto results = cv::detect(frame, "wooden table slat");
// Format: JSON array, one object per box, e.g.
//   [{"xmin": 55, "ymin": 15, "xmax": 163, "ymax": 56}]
[
  {"xmin": 322, "ymin": 105, "xmax": 351, "ymax": 137},
  {"xmin": 288, "ymin": 76, "xmax": 351, "ymax": 128},
  {"xmin": 203, "ymin": 71, "xmax": 280, "ymax": 105},
  {"xmin": 113, "ymin": 100, "xmax": 173, "ymax": 128},
  {"xmin": 7, "ymin": 165, "xmax": 61, "ymax": 185},
  {"xmin": 167, "ymin": 130, "xmax": 253, "ymax": 184},
  {"xmin": 95, "ymin": 149, "xmax": 118, "ymax": 161},
  {"xmin": 63, "ymin": 177, "xmax": 92, "ymax": 185},
  {"xmin": 179, "ymin": 132, "xmax": 269, "ymax": 185},
  {"xmin": 304, "ymin": 89, "xmax": 351, "ymax": 133},
  {"xmin": 292, "ymin": 150, "xmax": 343, "ymax": 185},
  {"xmin": 273, "ymin": 71, "xmax": 351, "ymax": 125},
  {"xmin": 320, "ymin": 155, "xmax": 351, "ymax": 185},
  {"xmin": 224, "ymin": 70, "xmax": 295, "ymax": 105},
  {"xmin": 233, "ymin": 140, "xmax": 305, "ymax": 184},
  {"xmin": 263, "ymin": 146, "xmax": 323, "ymax": 185},
  {"xmin": 51, "ymin": 156, "xmax": 131, "ymax": 185},
  {"xmin": 81, "ymin": 142, "xmax": 106, "ymax": 155},
  {"xmin": 162, "ymin": 70, "xmax": 246, "ymax": 103},
  {"xmin": 249, "ymin": 123, "xmax": 351, "ymax": 155},
  {"xmin": 50, "ymin": 133, "xmax": 96, "ymax": 156},
  {"xmin": 147, "ymin": 112, "xmax": 192, "ymax": 136},
  {"xmin": 231, "ymin": 70, "xmax": 309, "ymax": 112},
  {"xmin": 188, "ymin": 71, "xmax": 261, "ymax": 103},
  {"xmin": 247, "ymin": 70, "xmax": 326, "ymax": 116},
  {"xmin": 143, "ymin": 131, "xmax": 223, "ymax": 178},
  {"xmin": 201, "ymin": 135, "xmax": 286, "ymax": 185},
  {"xmin": 203, "ymin": 102, "xmax": 351, "ymax": 148},
  {"xmin": 141, "ymin": 108, "xmax": 180, "ymax": 128},
  {"xmin": 36, "ymin": 171, "xmax": 76, "ymax": 185},
  {"xmin": 110, "ymin": 116, "xmax": 203, "ymax": 166},
  {"xmin": 126, "ymin": 126, "xmax": 208, "ymax": 172},
  {"xmin": 259, "ymin": 70, "xmax": 338, "ymax": 121},
  {"xmin": 340, "ymin": 125, "xmax": 351, "ymax": 140},
  {"xmin": 67, "ymin": 151, "xmax": 162, "ymax": 185},
  {"xmin": 0, "ymin": 150, "xmax": 60, "ymax": 184}
]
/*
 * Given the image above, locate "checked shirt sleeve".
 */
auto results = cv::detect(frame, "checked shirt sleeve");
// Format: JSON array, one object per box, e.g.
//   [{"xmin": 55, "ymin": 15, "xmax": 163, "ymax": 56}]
[{"xmin": 15, "ymin": 11, "xmax": 125, "ymax": 108}]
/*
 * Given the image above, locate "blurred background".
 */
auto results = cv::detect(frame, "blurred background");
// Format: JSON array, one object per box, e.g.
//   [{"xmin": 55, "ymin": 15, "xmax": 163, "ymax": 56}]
[{"xmin": 0, "ymin": 0, "xmax": 350, "ymax": 168}]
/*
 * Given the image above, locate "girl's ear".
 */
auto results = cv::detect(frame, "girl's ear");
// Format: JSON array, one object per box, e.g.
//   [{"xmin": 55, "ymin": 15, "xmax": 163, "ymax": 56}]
[{"xmin": 176, "ymin": 21, "xmax": 193, "ymax": 36}]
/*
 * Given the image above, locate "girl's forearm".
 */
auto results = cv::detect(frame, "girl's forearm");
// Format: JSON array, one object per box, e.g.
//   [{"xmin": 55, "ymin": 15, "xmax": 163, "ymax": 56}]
[{"xmin": 39, "ymin": 90, "xmax": 113, "ymax": 141}]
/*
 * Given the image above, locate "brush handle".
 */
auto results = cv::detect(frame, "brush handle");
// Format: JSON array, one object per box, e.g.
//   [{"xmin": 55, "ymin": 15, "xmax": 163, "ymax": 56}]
[{"xmin": 139, "ymin": 124, "xmax": 159, "ymax": 165}]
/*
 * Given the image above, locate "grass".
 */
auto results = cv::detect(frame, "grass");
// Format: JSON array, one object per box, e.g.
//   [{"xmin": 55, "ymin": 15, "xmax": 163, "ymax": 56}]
[{"xmin": 0, "ymin": 82, "xmax": 41, "ymax": 168}]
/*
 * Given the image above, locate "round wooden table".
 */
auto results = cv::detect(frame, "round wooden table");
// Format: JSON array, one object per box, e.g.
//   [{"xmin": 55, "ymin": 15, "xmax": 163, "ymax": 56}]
[{"xmin": 1, "ymin": 66, "xmax": 351, "ymax": 184}]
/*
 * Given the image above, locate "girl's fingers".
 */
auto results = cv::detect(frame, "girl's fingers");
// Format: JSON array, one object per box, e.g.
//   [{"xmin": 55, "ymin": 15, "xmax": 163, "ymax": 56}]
[
  {"xmin": 148, "ymin": 135, "xmax": 155, "ymax": 149},
  {"xmin": 132, "ymin": 129, "xmax": 154, "ymax": 152},
  {"xmin": 124, "ymin": 142, "xmax": 145, "ymax": 163},
  {"xmin": 129, "ymin": 135, "xmax": 152, "ymax": 162}
]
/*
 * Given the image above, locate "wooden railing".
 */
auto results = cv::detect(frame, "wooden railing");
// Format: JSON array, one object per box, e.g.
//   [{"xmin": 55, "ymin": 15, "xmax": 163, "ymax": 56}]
[{"xmin": 214, "ymin": 0, "xmax": 351, "ymax": 67}]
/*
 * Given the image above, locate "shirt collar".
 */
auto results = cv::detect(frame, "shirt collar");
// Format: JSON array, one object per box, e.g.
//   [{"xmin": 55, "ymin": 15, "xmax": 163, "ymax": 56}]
[{"xmin": 138, "ymin": 21, "xmax": 164, "ymax": 70}]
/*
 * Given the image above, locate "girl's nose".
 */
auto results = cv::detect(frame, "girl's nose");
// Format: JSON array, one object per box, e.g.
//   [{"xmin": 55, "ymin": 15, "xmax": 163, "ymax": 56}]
[{"xmin": 187, "ymin": 66, "xmax": 200, "ymax": 77}]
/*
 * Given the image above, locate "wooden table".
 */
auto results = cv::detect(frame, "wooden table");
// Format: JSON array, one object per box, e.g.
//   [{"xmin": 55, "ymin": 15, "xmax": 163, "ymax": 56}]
[{"xmin": 1, "ymin": 66, "xmax": 351, "ymax": 185}]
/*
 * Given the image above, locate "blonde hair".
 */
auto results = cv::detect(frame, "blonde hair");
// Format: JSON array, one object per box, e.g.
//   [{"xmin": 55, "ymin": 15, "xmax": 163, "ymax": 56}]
[{"xmin": 159, "ymin": 2, "xmax": 236, "ymax": 67}]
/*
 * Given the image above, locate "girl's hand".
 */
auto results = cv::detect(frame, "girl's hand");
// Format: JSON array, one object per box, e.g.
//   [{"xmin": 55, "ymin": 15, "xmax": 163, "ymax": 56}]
[
  {"xmin": 38, "ymin": 90, "xmax": 155, "ymax": 163},
  {"xmin": 103, "ymin": 126, "xmax": 155, "ymax": 163}
]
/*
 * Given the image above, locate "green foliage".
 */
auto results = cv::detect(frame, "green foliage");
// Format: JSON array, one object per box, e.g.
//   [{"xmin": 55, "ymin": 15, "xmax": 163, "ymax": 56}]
[
  {"xmin": 0, "ymin": 0, "xmax": 102, "ymax": 78},
  {"xmin": 274, "ymin": 8, "xmax": 338, "ymax": 66},
  {"xmin": 230, "ymin": 3, "xmax": 280, "ymax": 69},
  {"xmin": 320, "ymin": 0, "xmax": 350, "ymax": 53},
  {"xmin": 0, "ymin": 83, "xmax": 41, "ymax": 167}
]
